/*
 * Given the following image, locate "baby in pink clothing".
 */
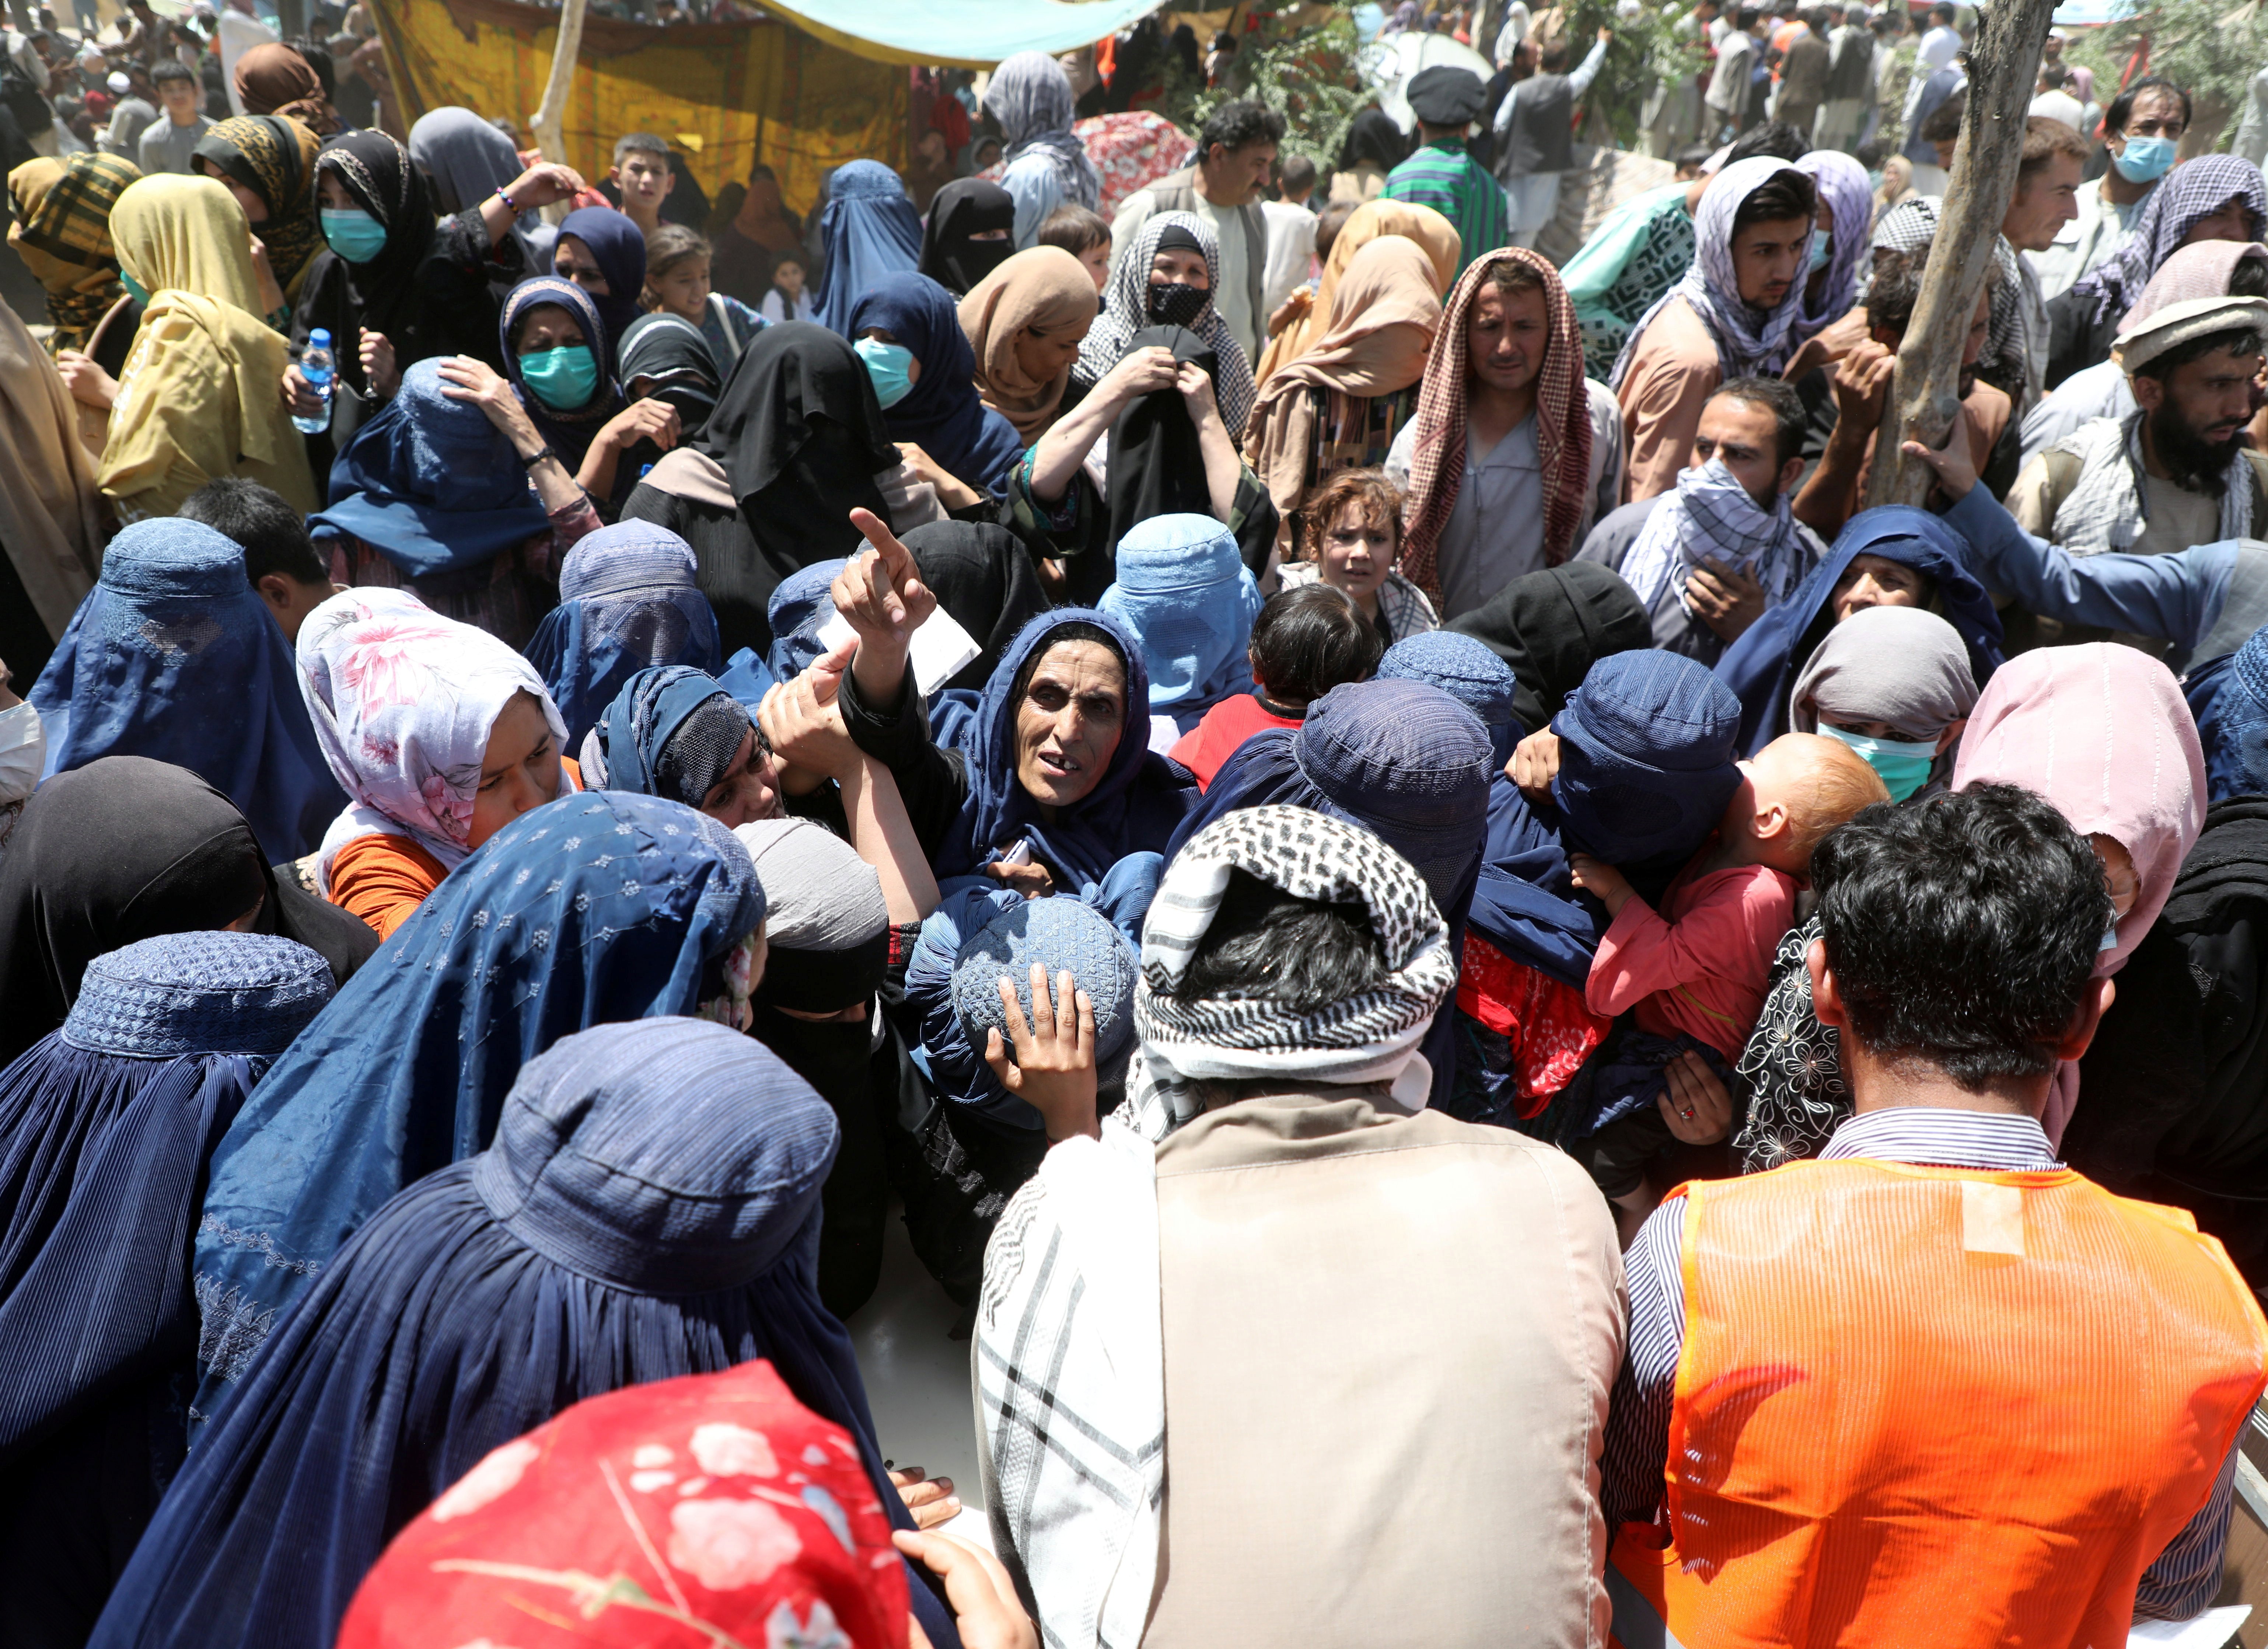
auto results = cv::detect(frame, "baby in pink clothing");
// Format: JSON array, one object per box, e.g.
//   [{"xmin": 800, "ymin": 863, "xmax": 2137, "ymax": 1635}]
[{"xmin": 1575, "ymin": 734, "xmax": 1888, "ymax": 1052}]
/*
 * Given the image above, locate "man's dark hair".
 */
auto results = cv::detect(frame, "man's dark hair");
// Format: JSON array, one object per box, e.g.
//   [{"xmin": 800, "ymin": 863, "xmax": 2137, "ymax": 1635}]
[
  {"xmin": 1916, "ymin": 88, "xmax": 1966, "ymax": 146},
  {"xmin": 1314, "ymin": 197, "xmax": 1357, "ymax": 261},
  {"xmin": 1173, "ymin": 867, "xmax": 1388, "ymax": 1012},
  {"xmin": 1674, "ymin": 142, "xmax": 1715, "ymax": 174},
  {"xmin": 179, "ymin": 477, "xmax": 328, "ymax": 587},
  {"xmin": 1247, "ymin": 583, "xmax": 1381, "ymax": 706},
  {"xmin": 151, "ymin": 57, "xmax": 195, "ymax": 87},
  {"xmin": 1814, "ymin": 784, "xmax": 2111, "ymax": 1089},
  {"xmin": 1928, "ymin": 1, "xmax": 1956, "ymax": 20},
  {"xmin": 1278, "ymin": 151, "xmax": 1317, "ymax": 194},
  {"xmin": 1035, "ymin": 202, "xmax": 1110, "ymax": 255},
  {"xmin": 1731, "ymin": 166, "xmax": 1818, "ymax": 234},
  {"xmin": 1199, "ymin": 98, "xmax": 1286, "ymax": 156},
  {"xmin": 2131, "ymin": 323, "xmax": 2268, "ymax": 384},
  {"xmin": 2038, "ymin": 62, "xmax": 2069, "ymax": 91},
  {"xmin": 1866, "ymin": 246, "xmax": 1996, "ymax": 338},
  {"xmin": 1710, "ymin": 374, "xmax": 1807, "ymax": 470},
  {"xmin": 2017, "ymin": 112, "xmax": 2088, "ymax": 179},
  {"xmin": 284, "ymin": 38, "xmax": 334, "ymax": 98},
  {"xmin": 2230, "ymin": 255, "xmax": 2268, "ymax": 299},
  {"xmin": 2104, "ymin": 73, "xmax": 2191, "ymax": 138},
  {"xmin": 1723, "ymin": 119, "xmax": 1808, "ymax": 166},
  {"xmin": 1733, "ymin": 5, "xmax": 1761, "ymax": 29},
  {"xmin": 1540, "ymin": 39, "xmax": 1570, "ymax": 71}
]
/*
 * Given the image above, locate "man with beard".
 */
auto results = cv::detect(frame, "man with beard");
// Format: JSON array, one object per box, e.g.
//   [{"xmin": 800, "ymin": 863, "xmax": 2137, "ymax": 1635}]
[
  {"xmin": 1792, "ymin": 246, "xmax": 2015, "ymax": 538},
  {"xmin": 1578, "ymin": 375, "xmax": 1825, "ymax": 662},
  {"xmin": 1907, "ymin": 296, "xmax": 2268, "ymax": 670}
]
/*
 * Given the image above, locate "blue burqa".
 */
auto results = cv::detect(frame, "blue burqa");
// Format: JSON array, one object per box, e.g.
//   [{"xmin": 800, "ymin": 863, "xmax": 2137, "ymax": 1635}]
[
  {"xmin": 29, "ymin": 519, "xmax": 345, "ymax": 862},
  {"xmin": 189, "ymin": 790, "xmax": 765, "ymax": 1417},
  {"xmin": 812, "ymin": 159, "xmax": 924, "ymax": 339},
  {"xmin": 522, "ymin": 520, "xmax": 722, "ymax": 750},
  {"xmin": 90, "ymin": 1018, "xmax": 960, "ymax": 1649}
]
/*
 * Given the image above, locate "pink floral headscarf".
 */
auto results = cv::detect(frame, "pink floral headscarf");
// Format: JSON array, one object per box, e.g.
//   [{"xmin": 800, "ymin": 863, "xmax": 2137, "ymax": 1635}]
[
  {"xmin": 297, "ymin": 587, "xmax": 568, "ymax": 886},
  {"xmin": 1952, "ymin": 643, "xmax": 2205, "ymax": 1146}
]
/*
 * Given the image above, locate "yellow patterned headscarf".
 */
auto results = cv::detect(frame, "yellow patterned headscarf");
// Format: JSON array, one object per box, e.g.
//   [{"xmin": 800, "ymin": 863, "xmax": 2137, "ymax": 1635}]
[
  {"xmin": 110, "ymin": 172, "xmax": 267, "ymax": 315},
  {"xmin": 191, "ymin": 114, "xmax": 323, "ymax": 300}
]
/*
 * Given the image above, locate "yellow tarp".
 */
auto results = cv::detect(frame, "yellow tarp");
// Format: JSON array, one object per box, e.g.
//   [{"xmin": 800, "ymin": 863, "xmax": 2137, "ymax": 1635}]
[{"xmin": 371, "ymin": 0, "xmax": 907, "ymax": 214}]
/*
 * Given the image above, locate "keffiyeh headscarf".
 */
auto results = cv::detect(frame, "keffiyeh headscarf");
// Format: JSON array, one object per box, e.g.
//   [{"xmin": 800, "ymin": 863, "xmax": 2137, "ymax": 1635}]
[
  {"xmin": 1078, "ymin": 210, "xmax": 1255, "ymax": 437},
  {"xmin": 1618, "ymin": 454, "xmax": 1813, "ymax": 618},
  {"xmin": 986, "ymin": 50, "xmax": 1102, "ymax": 213},
  {"xmin": 7, "ymin": 152, "xmax": 139, "ymax": 351},
  {"xmin": 2069, "ymin": 153, "xmax": 2268, "ymax": 329},
  {"xmin": 1125, "ymin": 805, "xmax": 1458, "ymax": 1137},
  {"xmin": 1794, "ymin": 149, "xmax": 1871, "ymax": 344},
  {"xmin": 1401, "ymin": 249, "xmax": 1590, "ymax": 595},
  {"xmin": 295, "ymin": 586, "xmax": 569, "ymax": 889},
  {"xmin": 192, "ymin": 114, "xmax": 324, "ymax": 298},
  {"xmin": 1871, "ymin": 193, "xmax": 2027, "ymax": 385},
  {"xmin": 1611, "ymin": 157, "xmax": 1814, "ymax": 390}
]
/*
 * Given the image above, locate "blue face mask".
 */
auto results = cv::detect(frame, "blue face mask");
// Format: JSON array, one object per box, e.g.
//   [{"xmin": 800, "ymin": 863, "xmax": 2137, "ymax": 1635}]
[
  {"xmin": 1807, "ymin": 231, "xmax": 1831, "ymax": 273},
  {"xmin": 854, "ymin": 337, "xmax": 915, "ymax": 409},
  {"xmin": 1816, "ymin": 720, "xmax": 1938, "ymax": 803},
  {"xmin": 518, "ymin": 342, "xmax": 599, "ymax": 411},
  {"xmin": 2099, "ymin": 920, "xmax": 2123, "ymax": 951},
  {"xmin": 319, "ymin": 205, "xmax": 388, "ymax": 265},
  {"xmin": 2113, "ymin": 133, "xmax": 2177, "ymax": 183},
  {"xmin": 119, "ymin": 270, "xmax": 150, "ymax": 307}
]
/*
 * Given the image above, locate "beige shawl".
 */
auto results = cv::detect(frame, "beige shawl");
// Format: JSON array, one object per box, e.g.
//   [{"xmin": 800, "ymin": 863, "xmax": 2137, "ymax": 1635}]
[
  {"xmin": 1252, "ymin": 197, "xmax": 1461, "ymax": 385},
  {"xmin": 958, "ymin": 245, "xmax": 1099, "ymax": 443},
  {"xmin": 1242, "ymin": 234, "xmax": 1441, "ymax": 515},
  {"xmin": 0, "ymin": 299, "xmax": 107, "ymax": 639}
]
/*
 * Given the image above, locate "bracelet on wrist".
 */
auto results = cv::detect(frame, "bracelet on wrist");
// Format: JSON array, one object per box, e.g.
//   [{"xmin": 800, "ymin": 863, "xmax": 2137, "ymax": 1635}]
[
  {"xmin": 520, "ymin": 444, "xmax": 555, "ymax": 470},
  {"xmin": 495, "ymin": 185, "xmax": 519, "ymax": 213}
]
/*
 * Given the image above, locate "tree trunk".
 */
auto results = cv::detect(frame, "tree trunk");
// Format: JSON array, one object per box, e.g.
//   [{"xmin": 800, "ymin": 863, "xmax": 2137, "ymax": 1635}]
[
  {"xmin": 529, "ymin": 0, "xmax": 587, "ymax": 189},
  {"xmin": 1864, "ymin": 0, "xmax": 2056, "ymax": 509}
]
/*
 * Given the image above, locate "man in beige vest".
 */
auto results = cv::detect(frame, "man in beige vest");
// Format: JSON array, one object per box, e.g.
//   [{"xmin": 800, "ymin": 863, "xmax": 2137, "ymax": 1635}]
[
  {"xmin": 974, "ymin": 805, "xmax": 1627, "ymax": 1649},
  {"xmin": 1109, "ymin": 99, "xmax": 1283, "ymax": 364}
]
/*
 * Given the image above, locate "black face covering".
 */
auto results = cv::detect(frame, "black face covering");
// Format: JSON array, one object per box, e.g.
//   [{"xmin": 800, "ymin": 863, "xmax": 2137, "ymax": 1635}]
[
  {"xmin": 750, "ymin": 995, "xmax": 885, "ymax": 1318},
  {"xmin": 1146, "ymin": 280, "xmax": 1209, "ymax": 328}
]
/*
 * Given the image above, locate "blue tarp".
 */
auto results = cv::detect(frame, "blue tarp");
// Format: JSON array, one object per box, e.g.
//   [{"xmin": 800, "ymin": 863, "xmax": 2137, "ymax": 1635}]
[{"xmin": 754, "ymin": 0, "xmax": 1166, "ymax": 67}]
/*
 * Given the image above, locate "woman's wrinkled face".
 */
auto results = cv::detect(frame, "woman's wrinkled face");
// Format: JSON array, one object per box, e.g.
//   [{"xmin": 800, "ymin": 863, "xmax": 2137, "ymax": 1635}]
[
  {"xmin": 1318, "ymin": 501, "xmax": 1394, "ymax": 600},
  {"xmin": 699, "ymin": 726, "xmax": 785, "ymax": 827},
  {"xmin": 1012, "ymin": 316, "xmax": 1090, "ymax": 383},
  {"xmin": 1831, "ymin": 553, "xmax": 1931, "ymax": 622},
  {"xmin": 1014, "ymin": 639, "xmax": 1126, "ymax": 811},
  {"xmin": 1149, "ymin": 246, "xmax": 1211, "ymax": 290},
  {"xmin": 195, "ymin": 156, "xmax": 267, "ymax": 224},
  {"xmin": 468, "ymin": 690, "xmax": 562, "ymax": 848},
  {"xmin": 514, "ymin": 303, "xmax": 586, "ymax": 357}
]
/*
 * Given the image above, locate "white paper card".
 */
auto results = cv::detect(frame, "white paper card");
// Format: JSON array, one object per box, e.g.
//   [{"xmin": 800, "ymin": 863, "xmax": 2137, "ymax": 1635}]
[
  {"xmin": 2127, "ymin": 1604, "xmax": 2250, "ymax": 1647},
  {"xmin": 817, "ymin": 604, "xmax": 981, "ymax": 698}
]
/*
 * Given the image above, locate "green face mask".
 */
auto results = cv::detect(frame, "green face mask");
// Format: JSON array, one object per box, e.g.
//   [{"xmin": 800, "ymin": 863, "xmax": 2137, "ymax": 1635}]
[
  {"xmin": 518, "ymin": 342, "xmax": 599, "ymax": 411},
  {"xmin": 1816, "ymin": 720, "xmax": 1937, "ymax": 803},
  {"xmin": 119, "ymin": 270, "xmax": 151, "ymax": 307},
  {"xmin": 319, "ymin": 205, "xmax": 389, "ymax": 265}
]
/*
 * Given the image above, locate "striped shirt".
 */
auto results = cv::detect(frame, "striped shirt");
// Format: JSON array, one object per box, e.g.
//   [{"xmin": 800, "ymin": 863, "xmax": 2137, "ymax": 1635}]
[
  {"xmin": 1601, "ymin": 1107, "xmax": 2241, "ymax": 1622},
  {"xmin": 1380, "ymin": 139, "xmax": 1508, "ymax": 276}
]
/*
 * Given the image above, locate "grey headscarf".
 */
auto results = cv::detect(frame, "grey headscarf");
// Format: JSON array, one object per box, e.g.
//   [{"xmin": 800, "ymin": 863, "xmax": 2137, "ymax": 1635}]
[
  {"xmin": 406, "ymin": 106, "xmax": 555, "ymax": 269},
  {"xmin": 732, "ymin": 818, "xmax": 888, "ymax": 952},
  {"xmin": 985, "ymin": 52, "xmax": 1101, "ymax": 211},
  {"xmin": 1788, "ymin": 603, "xmax": 1978, "ymax": 740}
]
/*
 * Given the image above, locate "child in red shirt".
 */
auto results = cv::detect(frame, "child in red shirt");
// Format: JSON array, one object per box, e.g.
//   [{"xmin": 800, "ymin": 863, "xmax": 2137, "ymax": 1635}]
[{"xmin": 1169, "ymin": 582, "xmax": 1382, "ymax": 785}]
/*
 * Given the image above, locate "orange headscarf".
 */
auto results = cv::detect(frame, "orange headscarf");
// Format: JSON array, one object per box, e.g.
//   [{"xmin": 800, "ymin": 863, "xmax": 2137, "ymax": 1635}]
[{"xmin": 1254, "ymin": 198, "xmax": 1460, "ymax": 384}]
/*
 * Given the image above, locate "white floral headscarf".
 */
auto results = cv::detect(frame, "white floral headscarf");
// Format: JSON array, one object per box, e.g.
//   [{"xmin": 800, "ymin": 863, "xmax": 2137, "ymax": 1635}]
[{"xmin": 296, "ymin": 587, "xmax": 567, "ymax": 888}]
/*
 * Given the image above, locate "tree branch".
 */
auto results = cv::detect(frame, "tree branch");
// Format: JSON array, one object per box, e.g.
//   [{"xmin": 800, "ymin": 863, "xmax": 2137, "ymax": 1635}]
[{"xmin": 1866, "ymin": 0, "xmax": 2056, "ymax": 508}]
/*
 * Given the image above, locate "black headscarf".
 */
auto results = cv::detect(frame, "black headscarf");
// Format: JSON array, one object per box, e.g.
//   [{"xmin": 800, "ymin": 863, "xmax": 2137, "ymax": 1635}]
[
  {"xmin": 697, "ymin": 321, "xmax": 898, "ymax": 569},
  {"xmin": 1339, "ymin": 107, "xmax": 1414, "ymax": 174},
  {"xmin": 904, "ymin": 520, "xmax": 1051, "ymax": 693},
  {"xmin": 1447, "ymin": 562, "xmax": 1654, "ymax": 736},
  {"xmin": 309, "ymin": 129, "xmax": 433, "ymax": 343},
  {"xmin": 918, "ymin": 179, "xmax": 1016, "ymax": 296},
  {"xmin": 2069, "ymin": 795, "xmax": 2268, "ymax": 1287},
  {"xmin": 618, "ymin": 311, "xmax": 722, "ymax": 444},
  {"xmin": 1106, "ymin": 324, "xmax": 1223, "ymax": 578},
  {"xmin": 0, "ymin": 757, "xmax": 376, "ymax": 1067}
]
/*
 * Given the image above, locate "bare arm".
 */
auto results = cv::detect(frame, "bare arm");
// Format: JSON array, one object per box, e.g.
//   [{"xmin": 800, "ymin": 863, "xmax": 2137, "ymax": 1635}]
[
  {"xmin": 840, "ymin": 753, "xmax": 941, "ymax": 923},
  {"xmin": 435, "ymin": 355, "xmax": 584, "ymax": 512},
  {"xmin": 1027, "ymin": 346, "xmax": 1178, "ymax": 502},
  {"xmin": 476, "ymin": 161, "xmax": 586, "ymax": 251},
  {"xmin": 1180, "ymin": 362, "xmax": 1241, "ymax": 520}
]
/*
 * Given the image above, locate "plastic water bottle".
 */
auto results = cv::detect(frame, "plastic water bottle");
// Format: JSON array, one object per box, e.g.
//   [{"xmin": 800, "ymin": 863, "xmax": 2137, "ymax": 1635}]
[{"xmin": 293, "ymin": 328, "xmax": 335, "ymax": 436}]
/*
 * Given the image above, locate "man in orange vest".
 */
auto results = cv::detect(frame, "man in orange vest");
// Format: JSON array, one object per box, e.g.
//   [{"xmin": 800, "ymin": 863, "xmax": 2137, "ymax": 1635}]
[{"xmin": 1600, "ymin": 782, "xmax": 2268, "ymax": 1648}]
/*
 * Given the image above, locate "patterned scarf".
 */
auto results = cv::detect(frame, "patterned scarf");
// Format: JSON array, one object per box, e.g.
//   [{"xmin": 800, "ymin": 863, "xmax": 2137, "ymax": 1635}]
[
  {"xmin": 1793, "ymin": 148, "xmax": 1872, "ymax": 344},
  {"xmin": 1617, "ymin": 455, "xmax": 1812, "ymax": 617},
  {"xmin": 1871, "ymin": 194, "xmax": 2026, "ymax": 390},
  {"xmin": 1610, "ymin": 156, "xmax": 1814, "ymax": 391},
  {"xmin": 1399, "ymin": 248, "xmax": 1591, "ymax": 596},
  {"xmin": 7, "ymin": 153, "xmax": 139, "ymax": 351},
  {"xmin": 2069, "ymin": 154, "xmax": 2268, "ymax": 330},
  {"xmin": 1077, "ymin": 210, "xmax": 1255, "ymax": 438},
  {"xmin": 1119, "ymin": 805, "xmax": 1458, "ymax": 1139},
  {"xmin": 192, "ymin": 114, "xmax": 324, "ymax": 298},
  {"xmin": 2049, "ymin": 412, "xmax": 2256, "ymax": 557}
]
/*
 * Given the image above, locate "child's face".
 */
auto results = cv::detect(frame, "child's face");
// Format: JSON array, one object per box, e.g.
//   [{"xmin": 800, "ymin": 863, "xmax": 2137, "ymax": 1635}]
[
  {"xmin": 649, "ymin": 256, "xmax": 710, "ymax": 321},
  {"xmin": 1076, "ymin": 238, "xmax": 1109, "ymax": 293},
  {"xmin": 159, "ymin": 77, "xmax": 198, "ymax": 120},
  {"xmin": 772, "ymin": 258, "xmax": 804, "ymax": 297},
  {"xmin": 1317, "ymin": 502, "xmax": 1392, "ymax": 599},
  {"xmin": 614, "ymin": 149, "xmax": 674, "ymax": 211}
]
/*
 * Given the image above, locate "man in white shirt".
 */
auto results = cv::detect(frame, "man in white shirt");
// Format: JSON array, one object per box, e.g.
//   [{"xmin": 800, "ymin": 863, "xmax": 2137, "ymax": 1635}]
[
  {"xmin": 2028, "ymin": 63, "xmax": 2084, "ymax": 130},
  {"xmin": 1705, "ymin": 4, "xmax": 1762, "ymax": 142},
  {"xmin": 213, "ymin": 0, "xmax": 276, "ymax": 116},
  {"xmin": 1917, "ymin": 1, "xmax": 1961, "ymax": 74},
  {"xmin": 1111, "ymin": 98, "xmax": 1283, "ymax": 364}
]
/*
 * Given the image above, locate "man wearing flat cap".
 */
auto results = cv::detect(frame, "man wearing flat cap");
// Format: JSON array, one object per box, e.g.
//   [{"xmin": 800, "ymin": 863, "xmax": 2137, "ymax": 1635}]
[
  {"xmin": 1383, "ymin": 63, "xmax": 1509, "ymax": 273},
  {"xmin": 2009, "ymin": 294, "xmax": 2268, "ymax": 566}
]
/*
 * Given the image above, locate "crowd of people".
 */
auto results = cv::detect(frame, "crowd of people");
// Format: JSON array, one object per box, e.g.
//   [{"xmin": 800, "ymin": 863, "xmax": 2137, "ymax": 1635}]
[{"xmin": 1, "ymin": 4, "xmax": 2267, "ymax": 1645}]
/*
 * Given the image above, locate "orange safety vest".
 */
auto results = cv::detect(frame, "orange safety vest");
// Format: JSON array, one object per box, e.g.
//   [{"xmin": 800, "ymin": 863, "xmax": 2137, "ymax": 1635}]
[{"xmin": 1607, "ymin": 1157, "xmax": 2268, "ymax": 1649}]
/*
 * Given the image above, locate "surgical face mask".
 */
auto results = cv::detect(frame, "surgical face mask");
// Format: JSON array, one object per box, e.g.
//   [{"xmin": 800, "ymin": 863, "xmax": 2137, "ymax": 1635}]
[
  {"xmin": 319, "ymin": 204, "xmax": 388, "ymax": 264},
  {"xmin": 1807, "ymin": 231, "xmax": 1831, "ymax": 273},
  {"xmin": 517, "ymin": 342, "xmax": 599, "ymax": 411},
  {"xmin": 2099, "ymin": 920, "xmax": 2123, "ymax": 951},
  {"xmin": 853, "ymin": 337, "xmax": 915, "ymax": 409},
  {"xmin": 119, "ymin": 269, "xmax": 150, "ymax": 307},
  {"xmin": 1147, "ymin": 279, "xmax": 1209, "ymax": 328},
  {"xmin": 2113, "ymin": 133, "xmax": 2177, "ymax": 183},
  {"xmin": 1816, "ymin": 719, "xmax": 1937, "ymax": 803}
]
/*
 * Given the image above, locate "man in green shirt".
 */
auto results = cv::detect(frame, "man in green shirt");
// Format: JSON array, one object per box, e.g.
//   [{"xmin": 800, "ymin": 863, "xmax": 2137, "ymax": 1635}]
[{"xmin": 1383, "ymin": 66, "xmax": 1508, "ymax": 275}]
